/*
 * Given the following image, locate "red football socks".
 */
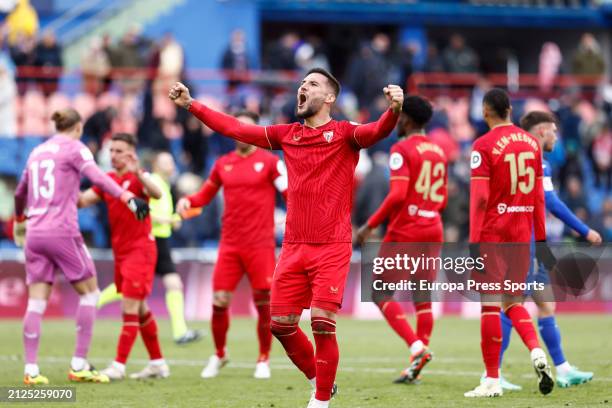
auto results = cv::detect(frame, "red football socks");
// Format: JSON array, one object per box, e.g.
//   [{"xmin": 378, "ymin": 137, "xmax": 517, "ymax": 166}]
[
  {"xmin": 505, "ymin": 304, "xmax": 540, "ymax": 351},
  {"xmin": 270, "ymin": 320, "xmax": 316, "ymax": 380},
  {"xmin": 311, "ymin": 317, "xmax": 339, "ymax": 402},
  {"xmin": 116, "ymin": 313, "xmax": 139, "ymax": 364},
  {"xmin": 378, "ymin": 301, "xmax": 419, "ymax": 347},
  {"xmin": 211, "ymin": 305, "xmax": 230, "ymax": 358},
  {"xmin": 139, "ymin": 311, "xmax": 163, "ymax": 360},
  {"xmin": 254, "ymin": 291, "xmax": 272, "ymax": 361},
  {"xmin": 415, "ymin": 302, "xmax": 434, "ymax": 346},
  {"xmin": 481, "ymin": 305, "xmax": 502, "ymax": 378}
]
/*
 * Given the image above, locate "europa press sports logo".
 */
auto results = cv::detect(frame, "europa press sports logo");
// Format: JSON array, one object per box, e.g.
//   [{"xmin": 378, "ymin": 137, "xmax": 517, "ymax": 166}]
[{"xmin": 497, "ymin": 203, "xmax": 507, "ymax": 214}]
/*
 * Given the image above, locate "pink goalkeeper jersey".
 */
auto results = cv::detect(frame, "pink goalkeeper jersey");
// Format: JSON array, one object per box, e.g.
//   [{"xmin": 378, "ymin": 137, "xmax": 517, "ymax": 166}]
[{"xmin": 15, "ymin": 134, "xmax": 122, "ymax": 237}]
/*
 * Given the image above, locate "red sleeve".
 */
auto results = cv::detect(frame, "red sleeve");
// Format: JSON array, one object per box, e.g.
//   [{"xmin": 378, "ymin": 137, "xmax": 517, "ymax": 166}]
[
  {"xmin": 534, "ymin": 152, "xmax": 546, "ymax": 241},
  {"xmin": 187, "ymin": 163, "xmax": 221, "ymax": 207},
  {"xmin": 469, "ymin": 140, "xmax": 490, "ymax": 242},
  {"xmin": 367, "ymin": 178, "xmax": 409, "ymax": 228},
  {"xmin": 189, "ymin": 101, "xmax": 280, "ymax": 149},
  {"xmin": 351, "ymin": 109, "xmax": 399, "ymax": 149}
]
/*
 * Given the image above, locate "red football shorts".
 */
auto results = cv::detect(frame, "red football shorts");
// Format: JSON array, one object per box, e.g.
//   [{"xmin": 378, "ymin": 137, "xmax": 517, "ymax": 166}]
[
  {"xmin": 114, "ymin": 243, "xmax": 157, "ymax": 300},
  {"xmin": 213, "ymin": 245, "xmax": 275, "ymax": 292},
  {"xmin": 271, "ymin": 242, "xmax": 352, "ymax": 316},
  {"xmin": 470, "ymin": 243, "xmax": 531, "ymax": 295}
]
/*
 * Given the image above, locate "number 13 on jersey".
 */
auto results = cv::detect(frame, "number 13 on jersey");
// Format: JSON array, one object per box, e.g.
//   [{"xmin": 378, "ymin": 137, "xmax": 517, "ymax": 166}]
[{"xmin": 30, "ymin": 159, "xmax": 56, "ymax": 200}]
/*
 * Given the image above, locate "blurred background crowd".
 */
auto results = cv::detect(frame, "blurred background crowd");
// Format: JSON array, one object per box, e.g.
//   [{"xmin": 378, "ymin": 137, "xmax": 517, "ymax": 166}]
[{"xmin": 0, "ymin": 0, "xmax": 610, "ymax": 248}]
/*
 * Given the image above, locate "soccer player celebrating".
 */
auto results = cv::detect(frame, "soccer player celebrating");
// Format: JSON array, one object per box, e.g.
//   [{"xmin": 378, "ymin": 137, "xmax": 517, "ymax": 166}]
[
  {"xmin": 96, "ymin": 151, "xmax": 202, "ymax": 345},
  {"xmin": 78, "ymin": 133, "xmax": 168, "ymax": 381},
  {"xmin": 356, "ymin": 95, "xmax": 446, "ymax": 384},
  {"xmin": 466, "ymin": 89, "xmax": 554, "ymax": 397},
  {"xmin": 176, "ymin": 111, "xmax": 287, "ymax": 380},
  {"xmin": 13, "ymin": 108, "xmax": 149, "ymax": 385},
  {"xmin": 495, "ymin": 111, "xmax": 601, "ymax": 390},
  {"xmin": 170, "ymin": 68, "xmax": 403, "ymax": 408}
]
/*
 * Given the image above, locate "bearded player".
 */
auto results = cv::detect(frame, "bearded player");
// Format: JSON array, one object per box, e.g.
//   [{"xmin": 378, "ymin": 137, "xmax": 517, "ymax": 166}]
[
  {"xmin": 176, "ymin": 111, "xmax": 288, "ymax": 380},
  {"xmin": 466, "ymin": 88, "xmax": 555, "ymax": 398},
  {"xmin": 170, "ymin": 68, "xmax": 402, "ymax": 408},
  {"xmin": 13, "ymin": 108, "xmax": 149, "ymax": 385},
  {"xmin": 494, "ymin": 111, "xmax": 601, "ymax": 391},
  {"xmin": 78, "ymin": 133, "xmax": 169, "ymax": 380},
  {"xmin": 357, "ymin": 95, "xmax": 446, "ymax": 384}
]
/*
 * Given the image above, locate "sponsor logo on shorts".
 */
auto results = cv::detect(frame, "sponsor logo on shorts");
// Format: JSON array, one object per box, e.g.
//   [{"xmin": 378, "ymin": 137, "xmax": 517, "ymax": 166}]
[{"xmin": 497, "ymin": 203, "xmax": 534, "ymax": 214}]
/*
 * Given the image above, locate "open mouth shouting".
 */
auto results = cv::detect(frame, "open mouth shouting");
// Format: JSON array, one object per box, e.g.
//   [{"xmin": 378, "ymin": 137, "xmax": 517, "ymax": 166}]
[{"xmin": 297, "ymin": 92, "xmax": 307, "ymax": 109}]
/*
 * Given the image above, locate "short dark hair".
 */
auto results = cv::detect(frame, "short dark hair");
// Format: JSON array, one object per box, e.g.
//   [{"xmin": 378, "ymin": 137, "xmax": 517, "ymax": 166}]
[
  {"xmin": 305, "ymin": 67, "xmax": 341, "ymax": 97},
  {"xmin": 111, "ymin": 132, "xmax": 138, "ymax": 147},
  {"xmin": 483, "ymin": 88, "xmax": 511, "ymax": 119},
  {"xmin": 233, "ymin": 110, "xmax": 260, "ymax": 124},
  {"xmin": 51, "ymin": 108, "xmax": 81, "ymax": 132},
  {"xmin": 401, "ymin": 95, "xmax": 433, "ymax": 128},
  {"xmin": 520, "ymin": 111, "xmax": 557, "ymax": 132}
]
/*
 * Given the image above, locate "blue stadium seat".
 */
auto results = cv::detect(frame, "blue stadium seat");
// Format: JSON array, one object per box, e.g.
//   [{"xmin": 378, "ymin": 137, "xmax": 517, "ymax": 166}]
[{"xmin": 0, "ymin": 138, "xmax": 20, "ymax": 176}]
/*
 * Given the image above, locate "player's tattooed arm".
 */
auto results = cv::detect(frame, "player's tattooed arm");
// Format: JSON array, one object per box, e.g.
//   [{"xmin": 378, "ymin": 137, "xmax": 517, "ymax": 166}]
[{"xmin": 78, "ymin": 188, "xmax": 102, "ymax": 208}]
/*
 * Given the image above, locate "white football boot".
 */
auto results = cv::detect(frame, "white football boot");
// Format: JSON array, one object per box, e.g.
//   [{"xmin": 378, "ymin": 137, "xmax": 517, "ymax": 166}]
[{"xmin": 200, "ymin": 354, "xmax": 229, "ymax": 378}]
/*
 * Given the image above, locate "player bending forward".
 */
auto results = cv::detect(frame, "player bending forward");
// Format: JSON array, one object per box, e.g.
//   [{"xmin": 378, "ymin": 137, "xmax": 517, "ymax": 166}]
[
  {"xmin": 357, "ymin": 95, "xmax": 446, "ymax": 384},
  {"xmin": 466, "ymin": 88, "xmax": 555, "ymax": 397},
  {"xmin": 177, "ymin": 111, "xmax": 287, "ymax": 379},
  {"xmin": 170, "ymin": 68, "xmax": 402, "ymax": 408},
  {"xmin": 13, "ymin": 109, "xmax": 149, "ymax": 385},
  {"xmin": 494, "ymin": 110, "xmax": 600, "ymax": 390},
  {"xmin": 79, "ymin": 133, "xmax": 168, "ymax": 381}
]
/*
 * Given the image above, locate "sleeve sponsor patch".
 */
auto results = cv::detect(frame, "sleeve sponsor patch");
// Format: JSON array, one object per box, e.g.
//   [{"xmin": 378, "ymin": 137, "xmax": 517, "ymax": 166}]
[
  {"xmin": 389, "ymin": 152, "xmax": 404, "ymax": 170},
  {"xmin": 543, "ymin": 176, "xmax": 554, "ymax": 192},
  {"xmin": 470, "ymin": 151, "xmax": 482, "ymax": 169},
  {"xmin": 80, "ymin": 147, "xmax": 94, "ymax": 162}
]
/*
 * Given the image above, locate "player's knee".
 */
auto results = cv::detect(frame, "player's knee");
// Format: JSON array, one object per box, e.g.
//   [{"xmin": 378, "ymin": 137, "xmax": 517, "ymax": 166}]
[
  {"xmin": 213, "ymin": 291, "xmax": 232, "ymax": 308},
  {"xmin": 163, "ymin": 273, "xmax": 182, "ymax": 291},
  {"xmin": 538, "ymin": 302, "xmax": 555, "ymax": 318},
  {"xmin": 80, "ymin": 289, "xmax": 100, "ymax": 307},
  {"xmin": 253, "ymin": 290, "xmax": 270, "ymax": 306},
  {"xmin": 311, "ymin": 317, "xmax": 336, "ymax": 335},
  {"xmin": 270, "ymin": 319, "xmax": 298, "ymax": 337}
]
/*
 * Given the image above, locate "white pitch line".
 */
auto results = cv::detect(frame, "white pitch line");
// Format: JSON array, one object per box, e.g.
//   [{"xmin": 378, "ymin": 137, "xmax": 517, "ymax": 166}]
[{"xmin": 1, "ymin": 355, "xmax": 610, "ymax": 382}]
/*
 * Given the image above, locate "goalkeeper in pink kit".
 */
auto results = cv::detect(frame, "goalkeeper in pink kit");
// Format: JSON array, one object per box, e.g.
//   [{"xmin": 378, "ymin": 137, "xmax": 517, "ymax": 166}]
[{"xmin": 13, "ymin": 108, "xmax": 150, "ymax": 385}]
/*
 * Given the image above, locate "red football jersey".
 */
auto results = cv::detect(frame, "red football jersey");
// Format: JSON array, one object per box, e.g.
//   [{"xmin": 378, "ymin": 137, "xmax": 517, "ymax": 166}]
[
  {"xmin": 211, "ymin": 149, "xmax": 282, "ymax": 248},
  {"xmin": 92, "ymin": 172, "xmax": 155, "ymax": 255},
  {"xmin": 386, "ymin": 135, "xmax": 447, "ymax": 240},
  {"xmin": 189, "ymin": 101, "xmax": 398, "ymax": 243},
  {"xmin": 470, "ymin": 124, "xmax": 545, "ymax": 243}
]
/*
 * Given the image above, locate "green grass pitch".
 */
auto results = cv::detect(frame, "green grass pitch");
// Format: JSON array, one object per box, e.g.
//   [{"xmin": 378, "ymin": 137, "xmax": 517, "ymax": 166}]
[{"xmin": 0, "ymin": 315, "xmax": 610, "ymax": 407}]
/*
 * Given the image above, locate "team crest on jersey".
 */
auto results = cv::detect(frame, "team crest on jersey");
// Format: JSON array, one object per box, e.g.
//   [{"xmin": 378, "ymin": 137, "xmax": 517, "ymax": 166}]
[
  {"xmin": 470, "ymin": 151, "xmax": 482, "ymax": 169},
  {"xmin": 323, "ymin": 131, "xmax": 334, "ymax": 143},
  {"xmin": 292, "ymin": 133, "xmax": 302, "ymax": 142},
  {"xmin": 408, "ymin": 205, "xmax": 418, "ymax": 216},
  {"xmin": 497, "ymin": 203, "xmax": 507, "ymax": 214},
  {"xmin": 224, "ymin": 164, "xmax": 233, "ymax": 172},
  {"xmin": 122, "ymin": 180, "xmax": 131, "ymax": 189},
  {"xmin": 254, "ymin": 162, "xmax": 264, "ymax": 172}
]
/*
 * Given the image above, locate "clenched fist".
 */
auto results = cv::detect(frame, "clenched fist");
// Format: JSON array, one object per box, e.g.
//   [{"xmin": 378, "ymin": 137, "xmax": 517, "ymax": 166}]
[
  {"xmin": 383, "ymin": 85, "xmax": 404, "ymax": 114},
  {"xmin": 169, "ymin": 82, "xmax": 194, "ymax": 110}
]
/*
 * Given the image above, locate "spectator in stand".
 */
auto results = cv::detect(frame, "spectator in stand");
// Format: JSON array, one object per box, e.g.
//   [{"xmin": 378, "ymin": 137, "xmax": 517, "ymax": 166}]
[
  {"xmin": 109, "ymin": 29, "xmax": 147, "ymax": 93},
  {"xmin": 571, "ymin": 33, "xmax": 605, "ymax": 77},
  {"xmin": 9, "ymin": 31, "xmax": 35, "ymax": 94},
  {"xmin": 294, "ymin": 36, "xmax": 330, "ymax": 75},
  {"xmin": 5, "ymin": 0, "xmax": 37, "ymax": 45},
  {"xmin": 538, "ymin": 42, "xmax": 562, "ymax": 93},
  {"xmin": 423, "ymin": 43, "xmax": 445, "ymax": 73},
  {"xmin": 154, "ymin": 32, "xmax": 183, "ymax": 91},
  {"xmin": 563, "ymin": 176, "xmax": 590, "ymax": 223},
  {"xmin": 266, "ymin": 32, "xmax": 299, "ymax": 70},
  {"xmin": 0, "ymin": 33, "xmax": 17, "ymax": 136},
  {"xmin": 34, "ymin": 30, "xmax": 62, "ymax": 96},
  {"xmin": 346, "ymin": 33, "xmax": 395, "ymax": 111},
  {"xmin": 177, "ymin": 108, "xmax": 208, "ymax": 175},
  {"xmin": 81, "ymin": 36, "xmax": 111, "ymax": 96},
  {"xmin": 221, "ymin": 29, "xmax": 251, "ymax": 92},
  {"xmin": 83, "ymin": 107, "xmax": 117, "ymax": 156},
  {"xmin": 590, "ymin": 122, "xmax": 611, "ymax": 190},
  {"xmin": 442, "ymin": 34, "xmax": 478, "ymax": 73}
]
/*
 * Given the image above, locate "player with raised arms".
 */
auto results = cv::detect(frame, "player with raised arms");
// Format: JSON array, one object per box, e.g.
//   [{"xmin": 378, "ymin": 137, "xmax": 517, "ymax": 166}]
[
  {"xmin": 466, "ymin": 89, "xmax": 555, "ymax": 398},
  {"xmin": 493, "ymin": 110, "xmax": 601, "ymax": 390},
  {"xmin": 78, "ymin": 133, "xmax": 168, "ymax": 381},
  {"xmin": 169, "ymin": 68, "xmax": 403, "ymax": 408},
  {"xmin": 357, "ymin": 95, "xmax": 446, "ymax": 384},
  {"xmin": 176, "ymin": 111, "xmax": 288, "ymax": 380},
  {"xmin": 13, "ymin": 108, "xmax": 149, "ymax": 385}
]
